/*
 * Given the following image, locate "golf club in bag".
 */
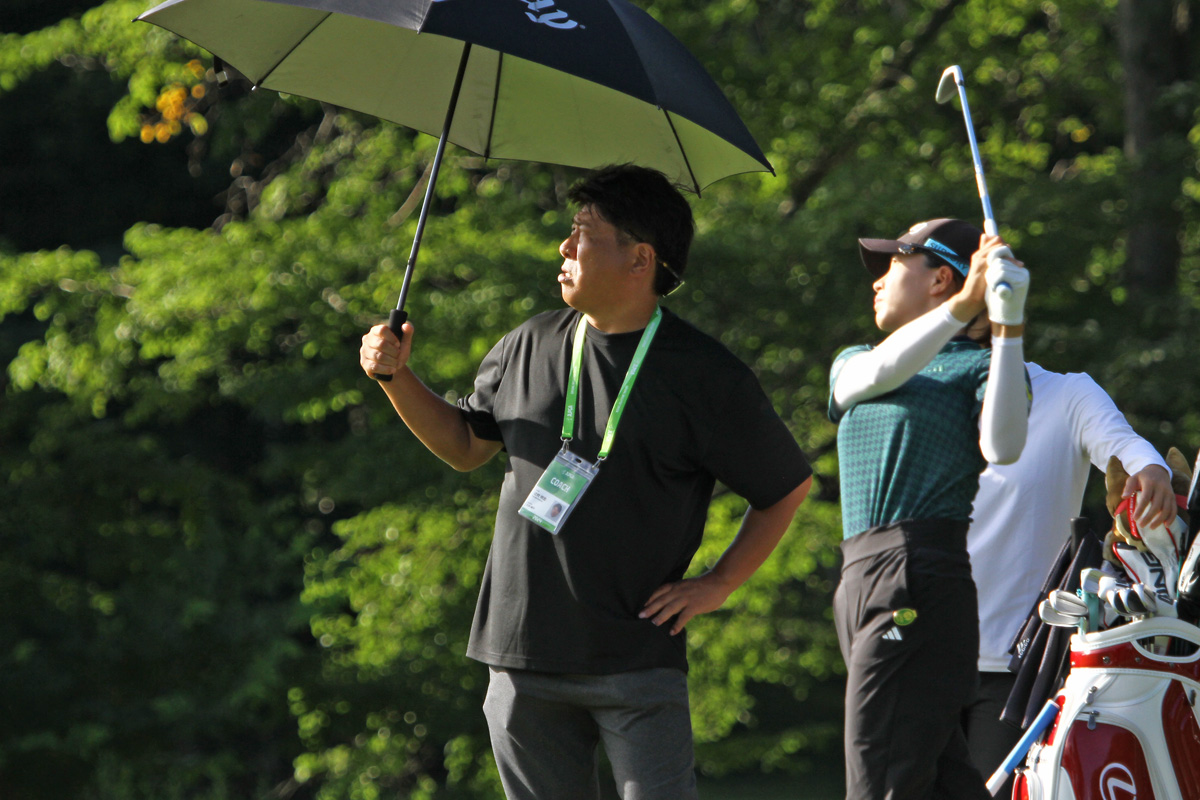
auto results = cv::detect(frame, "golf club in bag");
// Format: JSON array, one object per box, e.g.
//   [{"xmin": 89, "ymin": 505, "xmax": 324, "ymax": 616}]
[
  {"xmin": 936, "ymin": 65, "xmax": 1014, "ymax": 300},
  {"xmin": 1179, "ymin": 447, "xmax": 1200, "ymax": 620}
]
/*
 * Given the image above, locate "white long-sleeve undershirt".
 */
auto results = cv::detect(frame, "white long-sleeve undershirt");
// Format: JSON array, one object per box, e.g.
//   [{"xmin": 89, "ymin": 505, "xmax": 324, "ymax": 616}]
[{"xmin": 831, "ymin": 304, "xmax": 1028, "ymax": 464}]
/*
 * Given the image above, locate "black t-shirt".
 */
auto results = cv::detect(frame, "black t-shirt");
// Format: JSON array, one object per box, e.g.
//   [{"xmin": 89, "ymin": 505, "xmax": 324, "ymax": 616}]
[{"xmin": 457, "ymin": 307, "xmax": 811, "ymax": 673}]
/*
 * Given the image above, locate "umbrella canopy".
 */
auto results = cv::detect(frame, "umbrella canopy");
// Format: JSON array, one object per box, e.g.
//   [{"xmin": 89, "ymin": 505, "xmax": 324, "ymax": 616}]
[{"xmin": 137, "ymin": 0, "xmax": 773, "ymax": 193}]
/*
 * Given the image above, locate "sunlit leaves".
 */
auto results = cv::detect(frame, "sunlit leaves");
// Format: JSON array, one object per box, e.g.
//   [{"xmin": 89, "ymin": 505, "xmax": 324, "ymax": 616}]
[
  {"xmin": 3, "ymin": 0, "xmax": 1200, "ymax": 796},
  {"xmin": 297, "ymin": 500, "xmax": 499, "ymax": 798}
]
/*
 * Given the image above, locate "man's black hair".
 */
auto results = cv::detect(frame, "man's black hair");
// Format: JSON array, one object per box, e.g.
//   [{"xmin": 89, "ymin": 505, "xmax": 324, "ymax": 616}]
[{"xmin": 567, "ymin": 164, "xmax": 694, "ymax": 296}]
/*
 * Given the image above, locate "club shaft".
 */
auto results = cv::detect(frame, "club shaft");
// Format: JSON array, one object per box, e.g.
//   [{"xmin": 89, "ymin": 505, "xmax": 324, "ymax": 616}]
[
  {"xmin": 395, "ymin": 42, "xmax": 474, "ymax": 313},
  {"xmin": 953, "ymin": 78, "xmax": 997, "ymax": 235}
]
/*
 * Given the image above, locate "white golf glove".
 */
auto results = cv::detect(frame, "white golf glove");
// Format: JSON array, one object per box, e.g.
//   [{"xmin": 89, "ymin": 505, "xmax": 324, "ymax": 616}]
[{"xmin": 984, "ymin": 246, "xmax": 1030, "ymax": 325}]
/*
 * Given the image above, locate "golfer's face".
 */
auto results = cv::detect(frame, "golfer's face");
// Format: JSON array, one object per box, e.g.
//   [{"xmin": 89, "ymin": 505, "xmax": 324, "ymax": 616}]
[
  {"xmin": 872, "ymin": 254, "xmax": 938, "ymax": 332},
  {"xmin": 558, "ymin": 206, "xmax": 639, "ymax": 312}
]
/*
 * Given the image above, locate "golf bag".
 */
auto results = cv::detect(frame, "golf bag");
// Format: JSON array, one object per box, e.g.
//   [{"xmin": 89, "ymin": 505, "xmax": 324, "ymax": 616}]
[
  {"xmin": 1012, "ymin": 616, "xmax": 1200, "ymax": 799},
  {"xmin": 1001, "ymin": 448, "xmax": 1200, "ymax": 799}
]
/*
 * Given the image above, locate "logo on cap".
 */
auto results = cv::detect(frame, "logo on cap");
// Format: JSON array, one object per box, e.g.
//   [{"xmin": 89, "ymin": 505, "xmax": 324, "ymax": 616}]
[{"xmin": 921, "ymin": 237, "xmax": 968, "ymax": 276}]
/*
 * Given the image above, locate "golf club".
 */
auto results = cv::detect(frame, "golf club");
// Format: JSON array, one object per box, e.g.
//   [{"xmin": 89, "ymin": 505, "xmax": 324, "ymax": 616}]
[
  {"xmin": 1038, "ymin": 599, "xmax": 1082, "ymax": 628},
  {"xmin": 1179, "ymin": 534, "xmax": 1200, "ymax": 605},
  {"xmin": 936, "ymin": 65, "xmax": 1013, "ymax": 299},
  {"xmin": 1103, "ymin": 586, "xmax": 1137, "ymax": 617},
  {"xmin": 1081, "ymin": 567, "xmax": 1125, "ymax": 597},
  {"xmin": 1184, "ymin": 447, "xmax": 1200, "ymax": 558},
  {"xmin": 1048, "ymin": 589, "xmax": 1089, "ymax": 617},
  {"xmin": 1132, "ymin": 582, "xmax": 1168, "ymax": 617},
  {"xmin": 1081, "ymin": 567, "xmax": 1129, "ymax": 629}
]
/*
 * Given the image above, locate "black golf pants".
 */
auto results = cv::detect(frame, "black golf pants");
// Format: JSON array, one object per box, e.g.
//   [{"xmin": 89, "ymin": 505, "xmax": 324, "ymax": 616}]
[{"xmin": 834, "ymin": 519, "xmax": 990, "ymax": 800}]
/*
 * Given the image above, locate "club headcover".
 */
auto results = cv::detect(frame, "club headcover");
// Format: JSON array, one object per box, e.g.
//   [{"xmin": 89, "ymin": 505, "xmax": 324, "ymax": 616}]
[
  {"xmin": 1113, "ymin": 540, "xmax": 1178, "ymax": 603},
  {"xmin": 1113, "ymin": 496, "xmax": 1184, "ymax": 594},
  {"xmin": 1111, "ymin": 542, "xmax": 1178, "ymax": 618}
]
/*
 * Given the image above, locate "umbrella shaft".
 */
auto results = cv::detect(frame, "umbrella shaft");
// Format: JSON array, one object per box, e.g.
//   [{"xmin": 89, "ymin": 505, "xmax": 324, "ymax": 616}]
[{"xmin": 396, "ymin": 42, "xmax": 474, "ymax": 313}]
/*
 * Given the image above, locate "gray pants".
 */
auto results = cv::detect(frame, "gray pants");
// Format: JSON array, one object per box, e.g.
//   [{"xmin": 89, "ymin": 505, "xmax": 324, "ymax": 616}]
[{"xmin": 483, "ymin": 666, "xmax": 699, "ymax": 800}]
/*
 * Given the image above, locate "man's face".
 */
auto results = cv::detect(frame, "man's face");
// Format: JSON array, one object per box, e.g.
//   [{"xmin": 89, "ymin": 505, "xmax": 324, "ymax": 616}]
[
  {"xmin": 558, "ymin": 205, "xmax": 640, "ymax": 313},
  {"xmin": 871, "ymin": 253, "xmax": 940, "ymax": 332}
]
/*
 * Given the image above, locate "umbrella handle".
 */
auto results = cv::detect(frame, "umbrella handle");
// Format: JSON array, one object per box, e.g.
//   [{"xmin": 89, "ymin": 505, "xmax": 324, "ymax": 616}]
[{"xmin": 371, "ymin": 308, "xmax": 409, "ymax": 382}]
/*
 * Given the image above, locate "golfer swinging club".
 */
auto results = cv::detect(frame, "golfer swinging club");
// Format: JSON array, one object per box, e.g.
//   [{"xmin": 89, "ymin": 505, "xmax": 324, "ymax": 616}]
[
  {"xmin": 828, "ymin": 219, "xmax": 1030, "ymax": 799},
  {"xmin": 360, "ymin": 165, "xmax": 812, "ymax": 799}
]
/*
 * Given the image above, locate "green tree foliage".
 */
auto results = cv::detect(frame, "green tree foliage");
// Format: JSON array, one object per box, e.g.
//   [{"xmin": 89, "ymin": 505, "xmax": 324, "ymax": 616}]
[{"xmin": 1, "ymin": 1, "xmax": 1199, "ymax": 798}]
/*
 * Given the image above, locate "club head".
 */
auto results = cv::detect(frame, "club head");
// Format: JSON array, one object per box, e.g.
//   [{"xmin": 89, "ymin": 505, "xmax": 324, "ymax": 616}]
[
  {"xmin": 1180, "ymin": 532, "xmax": 1200, "ymax": 601},
  {"xmin": 1039, "ymin": 599, "xmax": 1081, "ymax": 628},
  {"xmin": 1131, "ymin": 582, "xmax": 1179, "ymax": 618},
  {"xmin": 1104, "ymin": 587, "xmax": 1132, "ymax": 617},
  {"xmin": 1127, "ymin": 583, "xmax": 1157, "ymax": 615},
  {"xmin": 1081, "ymin": 567, "xmax": 1126, "ymax": 597},
  {"xmin": 1048, "ymin": 590, "xmax": 1088, "ymax": 617},
  {"xmin": 1080, "ymin": 567, "xmax": 1105, "ymax": 594},
  {"xmin": 936, "ymin": 65, "xmax": 962, "ymax": 104}
]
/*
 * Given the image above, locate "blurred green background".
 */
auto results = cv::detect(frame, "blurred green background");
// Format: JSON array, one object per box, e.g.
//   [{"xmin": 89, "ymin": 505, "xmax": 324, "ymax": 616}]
[{"xmin": 2, "ymin": 1, "xmax": 1198, "ymax": 798}]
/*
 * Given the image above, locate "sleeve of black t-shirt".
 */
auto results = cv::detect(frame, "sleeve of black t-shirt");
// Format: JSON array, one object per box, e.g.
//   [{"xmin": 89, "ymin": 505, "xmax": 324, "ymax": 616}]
[
  {"xmin": 702, "ymin": 370, "xmax": 812, "ymax": 510},
  {"xmin": 455, "ymin": 334, "xmax": 507, "ymax": 442}
]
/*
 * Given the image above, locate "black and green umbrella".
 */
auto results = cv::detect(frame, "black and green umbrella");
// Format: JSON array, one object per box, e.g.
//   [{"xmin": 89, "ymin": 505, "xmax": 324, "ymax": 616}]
[{"xmin": 137, "ymin": 0, "xmax": 772, "ymax": 344}]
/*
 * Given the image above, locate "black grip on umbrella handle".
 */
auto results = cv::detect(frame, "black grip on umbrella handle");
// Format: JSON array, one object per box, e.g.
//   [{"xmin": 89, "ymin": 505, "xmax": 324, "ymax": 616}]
[{"xmin": 372, "ymin": 309, "xmax": 409, "ymax": 383}]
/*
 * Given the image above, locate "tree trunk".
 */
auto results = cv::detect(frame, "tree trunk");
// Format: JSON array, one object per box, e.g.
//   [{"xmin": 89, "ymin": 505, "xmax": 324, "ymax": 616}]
[{"xmin": 1117, "ymin": 0, "xmax": 1192, "ymax": 297}]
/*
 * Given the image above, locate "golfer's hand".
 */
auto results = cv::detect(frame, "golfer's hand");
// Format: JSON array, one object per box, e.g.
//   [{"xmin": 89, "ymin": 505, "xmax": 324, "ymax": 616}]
[
  {"xmin": 947, "ymin": 234, "xmax": 1005, "ymax": 322},
  {"xmin": 639, "ymin": 573, "xmax": 734, "ymax": 636},
  {"xmin": 984, "ymin": 247, "xmax": 1030, "ymax": 325},
  {"xmin": 1123, "ymin": 464, "xmax": 1177, "ymax": 529},
  {"xmin": 360, "ymin": 321, "xmax": 413, "ymax": 379}
]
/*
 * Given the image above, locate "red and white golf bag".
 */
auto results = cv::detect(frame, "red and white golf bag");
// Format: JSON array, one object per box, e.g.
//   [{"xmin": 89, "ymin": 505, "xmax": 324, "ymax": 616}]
[{"xmin": 1013, "ymin": 616, "xmax": 1200, "ymax": 800}]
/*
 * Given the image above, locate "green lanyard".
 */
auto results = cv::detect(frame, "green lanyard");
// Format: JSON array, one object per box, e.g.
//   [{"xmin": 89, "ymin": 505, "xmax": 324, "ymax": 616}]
[{"xmin": 562, "ymin": 306, "xmax": 662, "ymax": 461}]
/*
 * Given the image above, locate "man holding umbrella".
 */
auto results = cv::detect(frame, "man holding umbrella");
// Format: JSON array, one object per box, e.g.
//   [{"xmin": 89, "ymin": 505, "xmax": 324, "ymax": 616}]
[{"xmin": 360, "ymin": 164, "xmax": 812, "ymax": 799}]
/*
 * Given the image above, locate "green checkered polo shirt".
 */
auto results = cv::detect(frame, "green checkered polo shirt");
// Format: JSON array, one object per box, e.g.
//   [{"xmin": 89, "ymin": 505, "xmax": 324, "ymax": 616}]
[{"xmin": 829, "ymin": 339, "xmax": 992, "ymax": 540}]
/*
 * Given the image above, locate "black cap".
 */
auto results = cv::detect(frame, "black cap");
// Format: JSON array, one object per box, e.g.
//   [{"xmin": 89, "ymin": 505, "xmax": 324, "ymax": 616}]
[{"xmin": 858, "ymin": 218, "xmax": 983, "ymax": 279}]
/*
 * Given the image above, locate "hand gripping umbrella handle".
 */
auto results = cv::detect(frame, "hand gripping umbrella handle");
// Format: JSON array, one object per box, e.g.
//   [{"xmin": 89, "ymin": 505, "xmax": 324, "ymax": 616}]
[
  {"xmin": 371, "ymin": 308, "xmax": 409, "ymax": 382},
  {"xmin": 371, "ymin": 43, "xmax": 470, "ymax": 383}
]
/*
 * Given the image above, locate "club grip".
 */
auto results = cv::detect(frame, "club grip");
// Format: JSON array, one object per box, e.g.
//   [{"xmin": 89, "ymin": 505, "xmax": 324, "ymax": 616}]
[
  {"xmin": 986, "ymin": 247, "xmax": 1017, "ymax": 302},
  {"xmin": 372, "ymin": 308, "xmax": 409, "ymax": 383},
  {"xmin": 986, "ymin": 699, "xmax": 1060, "ymax": 796}
]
